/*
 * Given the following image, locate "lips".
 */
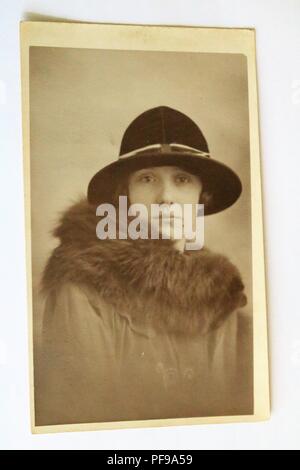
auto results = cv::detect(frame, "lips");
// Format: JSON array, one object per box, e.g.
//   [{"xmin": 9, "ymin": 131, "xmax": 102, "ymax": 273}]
[
  {"xmin": 154, "ymin": 217, "xmax": 183, "ymax": 225},
  {"xmin": 153, "ymin": 214, "xmax": 183, "ymax": 220}
]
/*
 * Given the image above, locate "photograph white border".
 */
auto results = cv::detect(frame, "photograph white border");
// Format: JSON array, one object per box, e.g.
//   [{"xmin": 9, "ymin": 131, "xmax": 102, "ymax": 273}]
[{"xmin": 20, "ymin": 20, "xmax": 270, "ymax": 434}]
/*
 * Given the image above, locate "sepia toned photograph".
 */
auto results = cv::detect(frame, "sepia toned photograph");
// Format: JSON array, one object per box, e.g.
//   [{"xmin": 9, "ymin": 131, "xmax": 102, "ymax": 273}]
[{"xmin": 21, "ymin": 22, "xmax": 270, "ymax": 432}]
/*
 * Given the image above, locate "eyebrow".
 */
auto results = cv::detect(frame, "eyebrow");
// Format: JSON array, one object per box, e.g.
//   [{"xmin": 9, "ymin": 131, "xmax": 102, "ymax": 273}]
[
  {"xmin": 134, "ymin": 167, "xmax": 193, "ymax": 174},
  {"xmin": 133, "ymin": 169, "xmax": 155, "ymax": 176}
]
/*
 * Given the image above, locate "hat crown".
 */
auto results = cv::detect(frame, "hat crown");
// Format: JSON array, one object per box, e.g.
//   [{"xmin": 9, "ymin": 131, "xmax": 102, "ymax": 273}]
[
  {"xmin": 88, "ymin": 105, "xmax": 242, "ymax": 214},
  {"xmin": 120, "ymin": 106, "xmax": 209, "ymax": 156}
]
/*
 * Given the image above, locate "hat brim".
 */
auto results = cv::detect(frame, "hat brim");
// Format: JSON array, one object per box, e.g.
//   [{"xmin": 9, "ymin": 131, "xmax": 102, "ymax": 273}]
[{"xmin": 87, "ymin": 152, "xmax": 242, "ymax": 215}]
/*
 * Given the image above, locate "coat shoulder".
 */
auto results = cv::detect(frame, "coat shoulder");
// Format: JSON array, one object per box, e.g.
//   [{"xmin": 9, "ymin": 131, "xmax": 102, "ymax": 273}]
[
  {"xmin": 236, "ymin": 309, "xmax": 254, "ymax": 414},
  {"xmin": 42, "ymin": 280, "xmax": 117, "ymax": 333},
  {"xmin": 236, "ymin": 310, "xmax": 253, "ymax": 349}
]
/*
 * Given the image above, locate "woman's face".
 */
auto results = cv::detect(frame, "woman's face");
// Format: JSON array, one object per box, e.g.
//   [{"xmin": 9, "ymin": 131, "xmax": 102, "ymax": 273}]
[{"xmin": 128, "ymin": 165, "xmax": 203, "ymax": 242}]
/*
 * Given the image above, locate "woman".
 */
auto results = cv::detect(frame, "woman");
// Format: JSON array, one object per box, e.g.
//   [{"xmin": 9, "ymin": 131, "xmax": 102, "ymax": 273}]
[{"xmin": 35, "ymin": 106, "xmax": 253, "ymax": 426}]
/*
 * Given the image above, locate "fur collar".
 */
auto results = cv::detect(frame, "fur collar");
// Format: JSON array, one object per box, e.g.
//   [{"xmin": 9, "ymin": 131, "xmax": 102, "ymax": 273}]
[{"xmin": 42, "ymin": 198, "xmax": 247, "ymax": 336}]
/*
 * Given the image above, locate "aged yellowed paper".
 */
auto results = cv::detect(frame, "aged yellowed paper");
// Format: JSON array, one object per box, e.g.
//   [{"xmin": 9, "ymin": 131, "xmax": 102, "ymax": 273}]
[{"xmin": 20, "ymin": 21, "xmax": 270, "ymax": 434}]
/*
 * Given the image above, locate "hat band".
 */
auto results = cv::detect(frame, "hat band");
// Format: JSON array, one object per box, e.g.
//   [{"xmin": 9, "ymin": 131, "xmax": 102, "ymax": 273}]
[{"xmin": 119, "ymin": 143, "xmax": 210, "ymax": 160}]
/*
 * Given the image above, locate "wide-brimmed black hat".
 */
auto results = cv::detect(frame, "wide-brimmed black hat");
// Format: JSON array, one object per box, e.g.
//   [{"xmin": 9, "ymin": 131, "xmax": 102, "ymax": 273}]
[{"xmin": 87, "ymin": 106, "xmax": 242, "ymax": 215}]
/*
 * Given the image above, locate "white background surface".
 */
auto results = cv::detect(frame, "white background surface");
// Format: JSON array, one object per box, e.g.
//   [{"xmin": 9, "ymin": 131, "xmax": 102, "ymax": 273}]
[{"xmin": 0, "ymin": 0, "xmax": 299, "ymax": 450}]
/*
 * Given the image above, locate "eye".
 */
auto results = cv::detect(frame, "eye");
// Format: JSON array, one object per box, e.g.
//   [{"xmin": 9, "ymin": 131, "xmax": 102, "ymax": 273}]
[
  {"xmin": 138, "ymin": 173, "xmax": 156, "ymax": 183},
  {"xmin": 175, "ymin": 174, "xmax": 191, "ymax": 184}
]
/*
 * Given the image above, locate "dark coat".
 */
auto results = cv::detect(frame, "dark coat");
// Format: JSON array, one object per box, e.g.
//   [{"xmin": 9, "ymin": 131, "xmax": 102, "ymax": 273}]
[{"xmin": 35, "ymin": 199, "xmax": 253, "ymax": 426}]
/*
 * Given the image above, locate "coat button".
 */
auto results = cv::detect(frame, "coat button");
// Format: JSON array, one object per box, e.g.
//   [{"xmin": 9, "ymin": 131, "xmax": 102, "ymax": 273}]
[
  {"xmin": 183, "ymin": 367, "xmax": 195, "ymax": 381},
  {"xmin": 165, "ymin": 367, "xmax": 178, "ymax": 386}
]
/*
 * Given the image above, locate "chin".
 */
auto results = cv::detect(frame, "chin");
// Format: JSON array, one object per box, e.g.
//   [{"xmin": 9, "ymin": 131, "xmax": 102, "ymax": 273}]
[{"xmin": 159, "ymin": 230, "xmax": 184, "ymax": 241}]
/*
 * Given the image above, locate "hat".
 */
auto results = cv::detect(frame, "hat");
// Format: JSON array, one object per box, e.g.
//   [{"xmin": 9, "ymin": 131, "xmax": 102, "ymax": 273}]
[{"xmin": 87, "ymin": 106, "xmax": 242, "ymax": 215}]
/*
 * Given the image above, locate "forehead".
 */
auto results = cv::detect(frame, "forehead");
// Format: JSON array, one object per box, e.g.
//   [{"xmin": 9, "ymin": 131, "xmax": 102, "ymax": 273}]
[{"xmin": 130, "ymin": 165, "xmax": 196, "ymax": 177}]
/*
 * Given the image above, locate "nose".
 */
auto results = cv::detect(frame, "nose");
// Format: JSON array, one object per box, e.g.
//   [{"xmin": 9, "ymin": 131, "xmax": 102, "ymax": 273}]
[{"xmin": 156, "ymin": 180, "xmax": 175, "ymax": 205}]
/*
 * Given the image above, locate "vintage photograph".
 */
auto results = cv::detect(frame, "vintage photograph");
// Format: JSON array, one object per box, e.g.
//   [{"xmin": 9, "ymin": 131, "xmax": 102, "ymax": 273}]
[{"xmin": 21, "ymin": 22, "xmax": 270, "ymax": 432}]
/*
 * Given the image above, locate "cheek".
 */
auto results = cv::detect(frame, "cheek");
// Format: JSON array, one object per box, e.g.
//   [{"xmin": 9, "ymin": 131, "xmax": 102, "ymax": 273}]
[{"xmin": 177, "ymin": 186, "xmax": 202, "ymax": 205}]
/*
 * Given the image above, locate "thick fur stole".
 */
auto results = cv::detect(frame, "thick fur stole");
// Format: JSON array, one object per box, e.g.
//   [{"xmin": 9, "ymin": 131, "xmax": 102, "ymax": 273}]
[{"xmin": 42, "ymin": 199, "xmax": 247, "ymax": 336}]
